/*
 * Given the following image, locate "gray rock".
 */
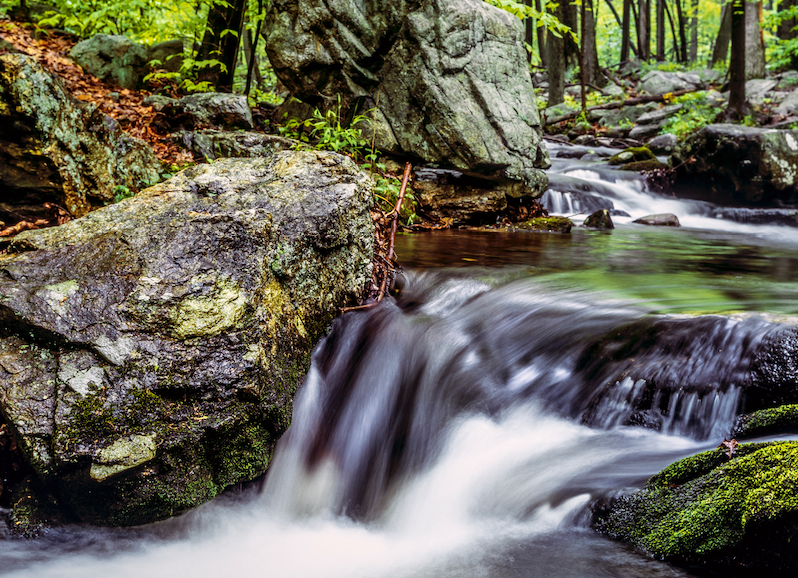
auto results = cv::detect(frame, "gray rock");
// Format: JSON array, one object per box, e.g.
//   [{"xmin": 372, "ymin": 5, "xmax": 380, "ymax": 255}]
[
  {"xmin": 633, "ymin": 213, "xmax": 680, "ymax": 226},
  {"xmin": 671, "ymin": 124, "xmax": 798, "ymax": 204},
  {"xmin": 636, "ymin": 104, "xmax": 683, "ymax": 125},
  {"xmin": 70, "ymin": 34, "xmax": 148, "ymax": 90},
  {"xmin": 691, "ymin": 68, "xmax": 722, "ymax": 84},
  {"xmin": 0, "ymin": 151, "xmax": 375, "ymax": 528},
  {"xmin": 628, "ymin": 123, "xmax": 664, "ymax": 141},
  {"xmin": 155, "ymin": 92, "xmax": 254, "ymax": 130},
  {"xmin": 172, "ymin": 129, "xmax": 295, "ymax": 161},
  {"xmin": 583, "ymin": 209, "xmax": 614, "ymax": 229},
  {"xmin": 0, "ymin": 53, "xmax": 161, "ymax": 219},
  {"xmin": 263, "ymin": 0, "xmax": 549, "ymax": 195},
  {"xmin": 543, "ymin": 102, "xmax": 576, "ymax": 123},
  {"xmin": 640, "ymin": 70, "xmax": 699, "ymax": 95},
  {"xmin": 646, "ymin": 133, "xmax": 678, "ymax": 154},
  {"xmin": 746, "ymin": 78, "xmax": 778, "ymax": 105},
  {"xmin": 596, "ymin": 102, "xmax": 659, "ymax": 127},
  {"xmin": 147, "ymin": 39, "xmax": 184, "ymax": 72},
  {"xmin": 775, "ymin": 88, "xmax": 798, "ymax": 115}
]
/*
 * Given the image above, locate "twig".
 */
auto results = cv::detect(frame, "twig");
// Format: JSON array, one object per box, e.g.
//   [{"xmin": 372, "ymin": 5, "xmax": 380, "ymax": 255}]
[{"xmin": 387, "ymin": 162, "xmax": 412, "ymax": 262}]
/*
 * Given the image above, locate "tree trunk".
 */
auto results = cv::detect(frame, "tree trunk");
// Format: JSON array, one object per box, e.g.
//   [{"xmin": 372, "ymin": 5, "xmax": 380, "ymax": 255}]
[
  {"xmin": 582, "ymin": 0, "xmax": 602, "ymax": 86},
  {"xmin": 689, "ymin": 0, "xmax": 698, "ymax": 60},
  {"xmin": 564, "ymin": 0, "xmax": 581, "ymax": 68},
  {"xmin": 664, "ymin": 0, "xmax": 680, "ymax": 60},
  {"xmin": 711, "ymin": 1, "xmax": 732, "ymax": 66},
  {"xmin": 675, "ymin": 0, "xmax": 689, "ymax": 61},
  {"xmin": 197, "ymin": 0, "xmax": 248, "ymax": 92},
  {"xmin": 621, "ymin": 0, "xmax": 633, "ymax": 62},
  {"xmin": 547, "ymin": 1, "xmax": 566, "ymax": 106},
  {"xmin": 778, "ymin": 0, "xmax": 797, "ymax": 40},
  {"xmin": 728, "ymin": 0, "xmax": 748, "ymax": 118},
  {"xmin": 745, "ymin": 0, "xmax": 766, "ymax": 79},
  {"xmin": 638, "ymin": 0, "xmax": 650, "ymax": 60},
  {"xmin": 656, "ymin": 0, "xmax": 665, "ymax": 60},
  {"xmin": 534, "ymin": 0, "xmax": 547, "ymax": 66}
]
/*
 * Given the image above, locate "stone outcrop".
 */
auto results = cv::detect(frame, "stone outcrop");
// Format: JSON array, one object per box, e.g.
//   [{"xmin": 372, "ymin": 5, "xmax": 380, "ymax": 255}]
[
  {"xmin": 70, "ymin": 34, "xmax": 148, "ymax": 90},
  {"xmin": 0, "ymin": 151, "xmax": 375, "ymax": 528},
  {"xmin": 671, "ymin": 124, "xmax": 798, "ymax": 205},
  {"xmin": 262, "ymin": 0, "xmax": 549, "ymax": 196},
  {"xmin": 594, "ymin": 441, "xmax": 798, "ymax": 575},
  {"xmin": 171, "ymin": 130, "xmax": 294, "ymax": 161},
  {"xmin": 0, "ymin": 53, "xmax": 161, "ymax": 220}
]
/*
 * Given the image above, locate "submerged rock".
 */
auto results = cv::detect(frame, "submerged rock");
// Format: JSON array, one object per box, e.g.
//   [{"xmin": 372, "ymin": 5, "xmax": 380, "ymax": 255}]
[
  {"xmin": 263, "ymin": 0, "xmax": 549, "ymax": 195},
  {"xmin": 595, "ymin": 441, "xmax": 798, "ymax": 575},
  {"xmin": 0, "ymin": 151, "xmax": 375, "ymax": 528},
  {"xmin": 70, "ymin": 34, "xmax": 148, "ymax": 90},
  {"xmin": 513, "ymin": 216, "xmax": 573, "ymax": 233},
  {"xmin": 633, "ymin": 213, "xmax": 680, "ymax": 226},
  {"xmin": 0, "ymin": 53, "xmax": 161, "ymax": 219},
  {"xmin": 583, "ymin": 209, "xmax": 614, "ymax": 229},
  {"xmin": 671, "ymin": 124, "xmax": 798, "ymax": 205},
  {"xmin": 608, "ymin": 146, "xmax": 657, "ymax": 166}
]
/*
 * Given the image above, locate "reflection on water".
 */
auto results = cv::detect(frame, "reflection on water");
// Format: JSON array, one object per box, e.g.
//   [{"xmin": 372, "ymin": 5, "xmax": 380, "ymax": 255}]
[{"xmin": 395, "ymin": 229, "xmax": 798, "ymax": 316}]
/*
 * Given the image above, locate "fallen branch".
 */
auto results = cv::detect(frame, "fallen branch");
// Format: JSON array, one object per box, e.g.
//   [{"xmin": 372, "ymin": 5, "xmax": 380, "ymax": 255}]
[
  {"xmin": 544, "ymin": 88, "xmax": 699, "ymax": 126},
  {"xmin": 340, "ymin": 162, "xmax": 412, "ymax": 313}
]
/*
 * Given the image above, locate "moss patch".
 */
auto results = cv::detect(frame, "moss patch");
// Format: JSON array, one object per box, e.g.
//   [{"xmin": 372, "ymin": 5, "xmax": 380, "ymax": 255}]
[
  {"xmin": 596, "ymin": 441, "xmax": 798, "ymax": 572},
  {"xmin": 732, "ymin": 404, "xmax": 798, "ymax": 439},
  {"xmin": 514, "ymin": 216, "xmax": 573, "ymax": 233},
  {"xmin": 608, "ymin": 146, "xmax": 657, "ymax": 165}
]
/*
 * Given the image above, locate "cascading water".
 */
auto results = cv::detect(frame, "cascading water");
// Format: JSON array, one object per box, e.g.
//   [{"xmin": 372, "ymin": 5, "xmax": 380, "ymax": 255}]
[{"xmin": 3, "ymin": 147, "xmax": 798, "ymax": 578}]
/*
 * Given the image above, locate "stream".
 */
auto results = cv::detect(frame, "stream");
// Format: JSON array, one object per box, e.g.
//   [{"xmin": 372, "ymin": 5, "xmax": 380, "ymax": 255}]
[{"xmin": 2, "ymin": 146, "xmax": 798, "ymax": 577}]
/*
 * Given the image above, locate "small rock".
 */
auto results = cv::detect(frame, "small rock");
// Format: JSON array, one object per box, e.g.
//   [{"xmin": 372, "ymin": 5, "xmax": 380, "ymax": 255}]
[
  {"xmin": 633, "ymin": 213, "xmax": 680, "ymax": 226},
  {"xmin": 746, "ymin": 78, "xmax": 778, "ymax": 105},
  {"xmin": 636, "ymin": 104, "xmax": 683, "ymax": 125},
  {"xmin": 584, "ymin": 209, "xmax": 614, "ymax": 229},
  {"xmin": 646, "ymin": 133, "xmax": 678, "ymax": 154},
  {"xmin": 775, "ymin": 88, "xmax": 798, "ymax": 115},
  {"xmin": 628, "ymin": 123, "xmax": 664, "ymax": 141},
  {"xmin": 514, "ymin": 216, "xmax": 573, "ymax": 233},
  {"xmin": 609, "ymin": 209, "xmax": 631, "ymax": 217},
  {"xmin": 608, "ymin": 147, "xmax": 657, "ymax": 165},
  {"xmin": 70, "ymin": 34, "xmax": 148, "ymax": 90},
  {"xmin": 619, "ymin": 159, "xmax": 669, "ymax": 171}
]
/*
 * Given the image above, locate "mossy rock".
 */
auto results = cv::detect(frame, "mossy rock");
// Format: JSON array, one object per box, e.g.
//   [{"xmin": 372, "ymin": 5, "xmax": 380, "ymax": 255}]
[
  {"xmin": 732, "ymin": 404, "xmax": 798, "ymax": 439},
  {"xmin": 514, "ymin": 216, "xmax": 573, "ymax": 233},
  {"xmin": 608, "ymin": 146, "xmax": 657, "ymax": 165},
  {"xmin": 619, "ymin": 159, "xmax": 669, "ymax": 171},
  {"xmin": 595, "ymin": 441, "xmax": 798, "ymax": 574}
]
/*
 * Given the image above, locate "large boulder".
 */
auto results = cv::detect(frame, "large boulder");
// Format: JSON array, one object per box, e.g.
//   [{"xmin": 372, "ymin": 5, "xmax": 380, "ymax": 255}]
[
  {"xmin": 262, "ymin": 0, "xmax": 549, "ymax": 196},
  {"xmin": 0, "ymin": 53, "xmax": 161, "ymax": 220},
  {"xmin": 671, "ymin": 124, "xmax": 798, "ymax": 205},
  {"xmin": 145, "ymin": 92, "xmax": 254, "ymax": 131},
  {"xmin": 594, "ymin": 441, "xmax": 798, "ymax": 575},
  {"xmin": 69, "ymin": 34, "xmax": 148, "ymax": 90},
  {"xmin": 0, "ymin": 151, "xmax": 375, "ymax": 528}
]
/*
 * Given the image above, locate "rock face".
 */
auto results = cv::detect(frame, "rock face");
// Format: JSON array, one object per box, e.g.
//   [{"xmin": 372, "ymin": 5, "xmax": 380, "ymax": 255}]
[
  {"xmin": 0, "ymin": 152, "xmax": 375, "ymax": 528},
  {"xmin": 145, "ymin": 92, "xmax": 254, "ymax": 131},
  {"xmin": 671, "ymin": 124, "xmax": 798, "ymax": 205},
  {"xmin": 262, "ymin": 0, "xmax": 549, "ymax": 195},
  {"xmin": 171, "ymin": 130, "xmax": 294, "ymax": 161},
  {"xmin": 0, "ymin": 53, "xmax": 161, "ymax": 220},
  {"xmin": 594, "ymin": 441, "xmax": 798, "ymax": 575},
  {"xmin": 70, "ymin": 34, "xmax": 148, "ymax": 90}
]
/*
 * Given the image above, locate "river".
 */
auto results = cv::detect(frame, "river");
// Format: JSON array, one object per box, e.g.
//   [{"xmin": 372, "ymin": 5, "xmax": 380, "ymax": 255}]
[{"xmin": 1, "ymin": 147, "xmax": 797, "ymax": 577}]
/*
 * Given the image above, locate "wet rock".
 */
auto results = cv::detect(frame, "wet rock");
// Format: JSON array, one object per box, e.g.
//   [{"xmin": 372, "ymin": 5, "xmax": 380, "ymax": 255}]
[
  {"xmin": 712, "ymin": 207, "xmax": 798, "ymax": 227},
  {"xmin": 594, "ymin": 441, "xmax": 798, "ymax": 575},
  {"xmin": 633, "ymin": 213, "xmax": 680, "ymax": 226},
  {"xmin": 171, "ymin": 129, "xmax": 294, "ymax": 161},
  {"xmin": 411, "ymin": 167, "xmax": 510, "ymax": 224},
  {"xmin": 513, "ymin": 216, "xmax": 573, "ymax": 233},
  {"xmin": 608, "ymin": 146, "xmax": 657, "ymax": 165},
  {"xmin": 671, "ymin": 124, "xmax": 798, "ymax": 205},
  {"xmin": 70, "ymin": 34, "xmax": 148, "ymax": 90},
  {"xmin": 583, "ymin": 209, "xmax": 614, "ymax": 229},
  {"xmin": 747, "ymin": 327, "xmax": 798, "ymax": 410},
  {"xmin": 646, "ymin": 133, "xmax": 678, "ymax": 154},
  {"xmin": 0, "ymin": 53, "xmax": 161, "ymax": 219},
  {"xmin": 619, "ymin": 159, "xmax": 669, "ymax": 171},
  {"xmin": 263, "ymin": 0, "xmax": 549, "ymax": 195},
  {"xmin": 732, "ymin": 404, "xmax": 798, "ymax": 439},
  {"xmin": 0, "ymin": 151, "xmax": 375, "ymax": 527}
]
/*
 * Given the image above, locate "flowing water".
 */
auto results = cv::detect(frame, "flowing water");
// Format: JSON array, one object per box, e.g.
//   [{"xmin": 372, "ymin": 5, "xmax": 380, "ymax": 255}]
[{"xmin": 3, "ymin": 148, "xmax": 798, "ymax": 577}]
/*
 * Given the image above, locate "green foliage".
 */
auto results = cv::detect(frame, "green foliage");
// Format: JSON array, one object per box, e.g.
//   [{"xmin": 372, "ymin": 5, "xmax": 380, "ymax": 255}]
[
  {"xmin": 660, "ymin": 91, "xmax": 721, "ymax": 138},
  {"xmin": 371, "ymin": 172, "xmax": 417, "ymax": 227},
  {"xmin": 278, "ymin": 98, "xmax": 370, "ymax": 158},
  {"xmin": 145, "ymin": 56, "xmax": 224, "ymax": 93},
  {"xmin": 110, "ymin": 184, "xmax": 135, "ymax": 204},
  {"xmin": 764, "ymin": 6, "xmax": 798, "ymax": 70}
]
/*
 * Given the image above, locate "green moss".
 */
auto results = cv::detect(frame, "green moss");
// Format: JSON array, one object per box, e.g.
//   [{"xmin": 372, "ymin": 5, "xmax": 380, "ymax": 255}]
[
  {"xmin": 598, "ymin": 441, "xmax": 798, "ymax": 564},
  {"xmin": 732, "ymin": 404, "xmax": 798, "ymax": 438},
  {"xmin": 514, "ymin": 216, "xmax": 573, "ymax": 233},
  {"xmin": 608, "ymin": 146, "xmax": 657, "ymax": 165},
  {"xmin": 619, "ymin": 159, "xmax": 669, "ymax": 171}
]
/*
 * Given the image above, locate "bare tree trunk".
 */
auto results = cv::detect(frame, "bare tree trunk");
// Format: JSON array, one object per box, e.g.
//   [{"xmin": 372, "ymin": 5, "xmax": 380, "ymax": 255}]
[
  {"xmin": 728, "ymin": 0, "xmax": 749, "ymax": 118},
  {"xmin": 656, "ymin": 0, "xmax": 665, "ymax": 60},
  {"xmin": 547, "ymin": 0, "xmax": 566, "ymax": 106},
  {"xmin": 675, "ymin": 0, "xmax": 688, "ymax": 61},
  {"xmin": 638, "ymin": 0, "xmax": 650, "ymax": 60},
  {"xmin": 582, "ymin": 0, "xmax": 602, "ymax": 85},
  {"xmin": 533, "ymin": 0, "xmax": 548, "ymax": 66},
  {"xmin": 778, "ymin": 0, "xmax": 798, "ymax": 40},
  {"xmin": 197, "ymin": 0, "xmax": 248, "ymax": 92},
  {"xmin": 621, "ymin": 0, "xmax": 634, "ymax": 61},
  {"xmin": 711, "ymin": 1, "xmax": 732, "ymax": 66},
  {"xmin": 689, "ymin": 0, "xmax": 698, "ymax": 60},
  {"xmin": 564, "ymin": 0, "xmax": 581, "ymax": 68},
  {"xmin": 745, "ymin": 0, "xmax": 766, "ymax": 79}
]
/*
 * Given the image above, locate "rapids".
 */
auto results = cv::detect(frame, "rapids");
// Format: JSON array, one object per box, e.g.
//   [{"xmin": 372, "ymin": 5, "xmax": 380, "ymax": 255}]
[{"xmin": 2, "ymin": 149, "xmax": 798, "ymax": 578}]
